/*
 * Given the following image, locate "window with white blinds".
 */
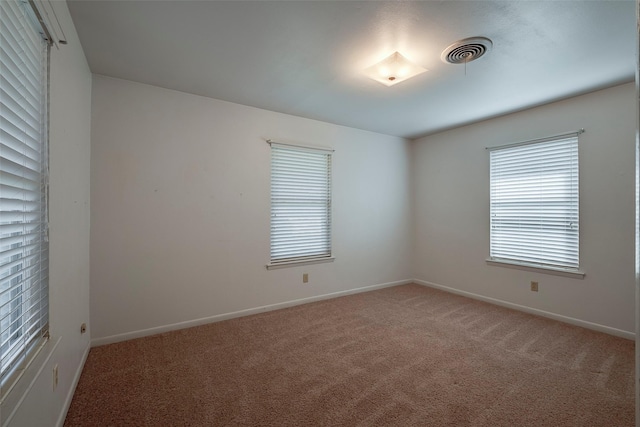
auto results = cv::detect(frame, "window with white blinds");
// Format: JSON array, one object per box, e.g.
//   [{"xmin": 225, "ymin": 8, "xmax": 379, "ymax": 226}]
[
  {"xmin": 270, "ymin": 143, "xmax": 332, "ymax": 266},
  {"xmin": 0, "ymin": 0, "xmax": 50, "ymax": 388},
  {"xmin": 489, "ymin": 134, "xmax": 579, "ymax": 270}
]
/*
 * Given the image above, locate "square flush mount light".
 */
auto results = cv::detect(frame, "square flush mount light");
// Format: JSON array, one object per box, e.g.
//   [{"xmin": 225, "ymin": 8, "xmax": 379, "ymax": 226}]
[{"xmin": 364, "ymin": 52, "xmax": 427, "ymax": 87}]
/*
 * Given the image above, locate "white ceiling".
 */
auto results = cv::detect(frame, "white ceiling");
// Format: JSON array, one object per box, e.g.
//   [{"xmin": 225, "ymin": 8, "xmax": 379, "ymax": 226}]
[{"xmin": 66, "ymin": 0, "xmax": 635, "ymax": 139}]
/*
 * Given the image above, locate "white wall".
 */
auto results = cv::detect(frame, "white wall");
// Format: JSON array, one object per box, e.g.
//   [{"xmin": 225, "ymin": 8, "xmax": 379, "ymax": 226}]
[
  {"xmin": 412, "ymin": 83, "xmax": 636, "ymax": 336},
  {"xmin": 90, "ymin": 76, "xmax": 412, "ymax": 343},
  {"xmin": 2, "ymin": 2, "xmax": 92, "ymax": 427}
]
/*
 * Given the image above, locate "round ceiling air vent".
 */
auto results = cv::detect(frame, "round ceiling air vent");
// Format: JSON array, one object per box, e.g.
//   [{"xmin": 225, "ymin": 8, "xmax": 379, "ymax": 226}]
[{"xmin": 441, "ymin": 37, "xmax": 493, "ymax": 64}]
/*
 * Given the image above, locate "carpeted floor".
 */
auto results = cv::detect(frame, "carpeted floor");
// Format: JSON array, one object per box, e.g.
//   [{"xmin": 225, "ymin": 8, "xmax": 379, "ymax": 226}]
[{"xmin": 64, "ymin": 284, "xmax": 634, "ymax": 426}]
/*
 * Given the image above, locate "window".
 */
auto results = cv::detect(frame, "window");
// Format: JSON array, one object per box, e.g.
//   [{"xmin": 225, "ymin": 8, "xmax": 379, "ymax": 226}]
[
  {"xmin": 268, "ymin": 142, "xmax": 333, "ymax": 268},
  {"xmin": 1, "ymin": 0, "xmax": 50, "ymax": 389},
  {"xmin": 489, "ymin": 132, "xmax": 580, "ymax": 272}
]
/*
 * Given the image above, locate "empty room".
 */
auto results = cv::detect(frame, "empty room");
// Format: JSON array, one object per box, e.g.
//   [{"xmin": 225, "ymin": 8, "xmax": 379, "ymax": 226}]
[{"xmin": 0, "ymin": 0, "xmax": 637, "ymax": 426}]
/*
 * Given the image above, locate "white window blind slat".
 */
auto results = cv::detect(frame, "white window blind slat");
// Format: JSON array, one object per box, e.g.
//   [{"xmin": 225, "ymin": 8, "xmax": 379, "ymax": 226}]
[
  {"xmin": 1, "ymin": 105, "xmax": 42, "ymax": 145},
  {"xmin": 0, "ymin": 142, "xmax": 41, "ymax": 172},
  {"xmin": 489, "ymin": 135, "xmax": 579, "ymax": 270},
  {"xmin": 1, "ymin": 81, "xmax": 41, "ymax": 128},
  {"xmin": 0, "ymin": 31, "xmax": 41, "ymax": 84},
  {"xmin": 0, "ymin": 0, "xmax": 49, "ymax": 391},
  {"xmin": 270, "ymin": 144, "xmax": 332, "ymax": 264},
  {"xmin": 0, "ymin": 52, "xmax": 40, "ymax": 102},
  {"xmin": 0, "ymin": 156, "xmax": 41, "ymax": 180}
]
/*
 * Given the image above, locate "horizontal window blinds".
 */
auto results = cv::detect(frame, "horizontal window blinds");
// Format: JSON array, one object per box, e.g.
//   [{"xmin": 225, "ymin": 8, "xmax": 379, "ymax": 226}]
[
  {"xmin": 270, "ymin": 143, "xmax": 332, "ymax": 264},
  {"xmin": 489, "ymin": 135, "xmax": 579, "ymax": 269},
  {"xmin": 0, "ymin": 0, "xmax": 49, "ymax": 387}
]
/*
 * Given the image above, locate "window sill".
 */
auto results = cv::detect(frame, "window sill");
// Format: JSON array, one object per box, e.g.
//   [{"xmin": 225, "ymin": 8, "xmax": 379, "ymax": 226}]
[
  {"xmin": 1, "ymin": 336, "xmax": 59, "ymax": 423},
  {"xmin": 486, "ymin": 258, "xmax": 585, "ymax": 279},
  {"xmin": 266, "ymin": 257, "xmax": 335, "ymax": 270}
]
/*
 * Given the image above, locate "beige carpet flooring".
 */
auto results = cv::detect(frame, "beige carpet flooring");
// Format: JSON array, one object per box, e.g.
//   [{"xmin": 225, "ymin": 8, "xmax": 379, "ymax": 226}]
[{"xmin": 64, "ymin": 284, "xmax": 634, "ymax": 426}]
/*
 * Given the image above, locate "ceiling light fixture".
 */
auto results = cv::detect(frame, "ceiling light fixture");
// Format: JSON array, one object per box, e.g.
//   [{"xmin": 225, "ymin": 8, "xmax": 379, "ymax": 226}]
[{"xmin": 364, "ymin": 52, "xmax": 427, "ymax": 87}]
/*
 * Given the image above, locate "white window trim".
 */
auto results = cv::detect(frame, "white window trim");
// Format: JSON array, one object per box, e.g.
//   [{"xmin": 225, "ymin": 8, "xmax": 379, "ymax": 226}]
[
  {"xmin": 486, "ymin": 258, "xmax": 585, "ymax": 279},
  {"xmin": 266, "ymin": 256, "xmax": 335, "ymax": 270}
]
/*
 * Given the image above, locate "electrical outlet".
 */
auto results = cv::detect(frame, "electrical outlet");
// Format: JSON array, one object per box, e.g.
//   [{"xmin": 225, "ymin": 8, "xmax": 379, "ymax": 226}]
[
  {"xmin": 53, "ymin": 364, "xmax": 58, "ymax": 390},
  {"xmin": 80, "ymin": 323, "xmax": 87, "ymax": 334},
  {"xmin": 531, "ymin": 281, "xmax": 539, "ymax": 292},
  {"xmin": 303, "ymin": 273, "xmax": 309, "ymax": 283}
]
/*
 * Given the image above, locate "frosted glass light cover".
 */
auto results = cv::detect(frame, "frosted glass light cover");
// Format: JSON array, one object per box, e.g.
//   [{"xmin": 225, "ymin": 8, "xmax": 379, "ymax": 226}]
[{"xmin": 364, "ymin": 52, "xmax": 427, "ymax": 87}]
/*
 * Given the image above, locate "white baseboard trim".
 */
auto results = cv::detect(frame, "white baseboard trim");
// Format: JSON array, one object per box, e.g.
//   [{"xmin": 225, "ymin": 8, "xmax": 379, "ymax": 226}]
[
  {"xmin": 56, "ymin": 342, "xmax": 90, "ymax": 427},
  {"xmin": 92, "ymin": 279, "xmax": 413, "ymax": 347},
  {"xmin": 413, "ymin": 279, "xmax": 635, "ymax": 340}
]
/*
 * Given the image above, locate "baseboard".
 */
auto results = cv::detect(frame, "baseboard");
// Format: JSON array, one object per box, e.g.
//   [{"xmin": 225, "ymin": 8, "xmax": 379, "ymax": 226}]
[
  {"xmin": 56, "ymin": 342, "xmax": 90, "ymax": 427},
  {"xmin": 92, "ymin": 279, "xmax": 413, "ymax": 347},
  {"xmin": 413, "ymin": 279, "xmax": 635, "ymax": 340}
]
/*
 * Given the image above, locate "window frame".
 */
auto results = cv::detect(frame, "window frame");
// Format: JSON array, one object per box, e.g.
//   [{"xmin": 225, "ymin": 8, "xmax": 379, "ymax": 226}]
[
  {"xmin": 0, "ymin": 0, "xmax": 51, "ymax": 394},
  {"xmin": 267, "ymin": 141, "xmax": 334, "ymax": 270},
  {"xmin": 486, "ymin": 131, "xmax": 584, "ymax": 279}
]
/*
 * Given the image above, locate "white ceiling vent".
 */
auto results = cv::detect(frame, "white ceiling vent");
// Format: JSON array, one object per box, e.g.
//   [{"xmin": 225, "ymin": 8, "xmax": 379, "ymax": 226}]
[{"xmin": 441, "ymin": 37, "xmax": 493, "ymax": 64}]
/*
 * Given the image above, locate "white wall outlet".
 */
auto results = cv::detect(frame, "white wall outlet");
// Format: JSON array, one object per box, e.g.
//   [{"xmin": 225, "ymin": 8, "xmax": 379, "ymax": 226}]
[{"xmin": 303, "ymin": 273, "xmax": 309, "ymax": 283}]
